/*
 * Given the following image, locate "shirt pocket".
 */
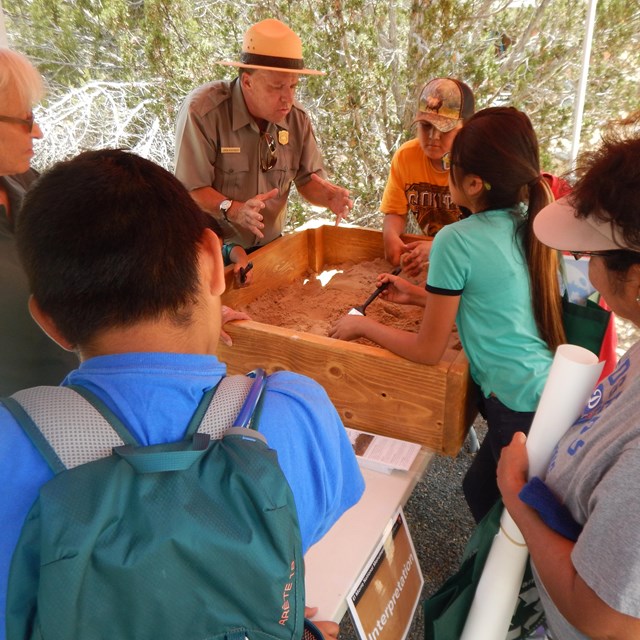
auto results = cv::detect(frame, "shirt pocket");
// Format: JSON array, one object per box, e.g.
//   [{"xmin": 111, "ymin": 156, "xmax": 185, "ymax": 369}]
[
  {"xmin": 215, "ymin": 153, "xmax": 250, "ymax": 194},
  {"xmin": 269, "ymin": 144, "xmax": 299, "ymax": 193}
]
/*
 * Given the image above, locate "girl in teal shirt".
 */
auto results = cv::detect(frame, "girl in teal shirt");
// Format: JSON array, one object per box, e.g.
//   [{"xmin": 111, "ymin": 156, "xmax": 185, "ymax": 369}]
[{"xmin": 331, "ymin": 107, "xmax": 565, "ymax": 521}]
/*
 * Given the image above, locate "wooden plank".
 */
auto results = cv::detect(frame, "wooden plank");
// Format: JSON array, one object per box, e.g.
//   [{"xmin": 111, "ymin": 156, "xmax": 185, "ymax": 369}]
[
  {"xmin": 442, "ymin": 348, "xmax": 478, "ymax": 456},
  {"xmin": 222, "ymin": 233, "xmax": 309, "ymax": 308},
  {"xmin": 218, "ymin": 321, "xmax": 458, "ymax": 450},
  {"xmin": 317, "ymin": 225, "xmax": 386, "ymax": 265}
]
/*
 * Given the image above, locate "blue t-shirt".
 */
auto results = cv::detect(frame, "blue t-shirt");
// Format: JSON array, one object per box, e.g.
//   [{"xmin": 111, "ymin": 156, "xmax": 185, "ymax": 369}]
[
  {"xmin": 427, "ymin": 207, "xmax": 553, "ymax": 411},
  {"xmin": 0, "ymin": 353, "xmax": 365, "ymax": 638}
]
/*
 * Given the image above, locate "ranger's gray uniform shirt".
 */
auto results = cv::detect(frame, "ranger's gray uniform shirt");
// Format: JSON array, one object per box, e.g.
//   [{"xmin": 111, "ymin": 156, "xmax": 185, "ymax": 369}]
[{"xmin": 174, "ymin": 78, "xmax": 327, "ymax": 248}]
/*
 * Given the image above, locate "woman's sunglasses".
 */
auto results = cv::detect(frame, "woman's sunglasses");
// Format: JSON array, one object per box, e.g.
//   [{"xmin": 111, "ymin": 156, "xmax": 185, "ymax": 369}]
[
  {"xmin": 569, "ymin": 250, "xmax": 627, "ymax": 260},
  {"xmin": 0, "ymin": 113, "xmax": 35, "ymax": 132}
]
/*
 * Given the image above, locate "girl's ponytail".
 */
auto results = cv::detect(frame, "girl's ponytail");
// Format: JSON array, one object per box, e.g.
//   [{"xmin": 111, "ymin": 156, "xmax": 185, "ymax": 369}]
[{"xmin": 524, "ymin": 178, "xmax": 566, "ymax": 351}]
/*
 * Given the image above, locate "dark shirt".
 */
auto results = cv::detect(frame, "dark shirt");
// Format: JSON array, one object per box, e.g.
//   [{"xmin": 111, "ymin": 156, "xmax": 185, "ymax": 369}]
[{"xmin": 0, "ymin": 171, "xmax": 77, "ymax": 395}]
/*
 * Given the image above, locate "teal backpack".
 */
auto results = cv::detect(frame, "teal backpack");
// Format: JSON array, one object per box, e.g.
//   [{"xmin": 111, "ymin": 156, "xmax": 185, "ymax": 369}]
[{"xmin": 4, "ymin": 369, "xmax": 320, "ymax": 640}]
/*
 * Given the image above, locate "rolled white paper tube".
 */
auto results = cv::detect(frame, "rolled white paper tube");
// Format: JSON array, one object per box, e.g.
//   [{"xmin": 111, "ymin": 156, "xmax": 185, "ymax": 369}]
[
  {"xmin": 460, "ymin": 532, "xmax": 529, "ymax": 640},
  {"xmin": 526, "ymin": 344, "xmax": 603, "ymax": 479},
  {"xmin": 500, "ymin": 509, "xmax": 525, "ymax": 546}
]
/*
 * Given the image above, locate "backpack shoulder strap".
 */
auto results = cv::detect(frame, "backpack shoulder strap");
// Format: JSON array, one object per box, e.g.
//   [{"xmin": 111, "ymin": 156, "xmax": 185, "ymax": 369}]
[
  {"xmin": 4, "ymin": 370, "xmax": 269, "ymax": 473},
  {"xmin": 4, "ymin": 386, "xmax": 135, "ymax": 473},
  {"xmin": 191, "ymin": 368, "xmax": 268, "ymax": 440}
]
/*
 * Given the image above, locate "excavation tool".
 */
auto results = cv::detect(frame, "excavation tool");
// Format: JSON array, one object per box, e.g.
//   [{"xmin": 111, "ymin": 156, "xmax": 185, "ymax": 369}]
[{"xmin": 348, "ymin": 266, "xmax": 402, "ymax": 316}]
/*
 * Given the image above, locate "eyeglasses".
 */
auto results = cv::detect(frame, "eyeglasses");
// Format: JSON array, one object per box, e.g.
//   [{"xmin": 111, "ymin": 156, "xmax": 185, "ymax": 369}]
[
  {"xmin": 0, "ymin": 113, "xmax": 35, "ymax": 132},
  {"xmin": 260, "ymin": 131, "xmax": 277, "ymax": 171},
  {"xmin": 569, "ymin": 250, "xmax": 623, "ymax": 260}
]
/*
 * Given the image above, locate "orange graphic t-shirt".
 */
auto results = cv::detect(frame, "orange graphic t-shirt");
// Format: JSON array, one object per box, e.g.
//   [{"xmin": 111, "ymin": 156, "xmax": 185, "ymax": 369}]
[{"xmin": 380, "ymin": 138, "xmax": 462, "ymax": 236}]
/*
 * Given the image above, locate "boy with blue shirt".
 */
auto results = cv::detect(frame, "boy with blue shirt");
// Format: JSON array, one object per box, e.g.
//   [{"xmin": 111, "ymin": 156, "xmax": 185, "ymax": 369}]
[{"xmin": 0, "ymin": 149, "xmax": 363, "ymax": 640}]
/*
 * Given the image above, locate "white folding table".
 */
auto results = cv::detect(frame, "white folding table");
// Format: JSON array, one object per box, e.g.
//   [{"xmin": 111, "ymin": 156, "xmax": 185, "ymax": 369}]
[{"xmin": 304, "ymin": 447, "xmax": 434, "ymax": 622}]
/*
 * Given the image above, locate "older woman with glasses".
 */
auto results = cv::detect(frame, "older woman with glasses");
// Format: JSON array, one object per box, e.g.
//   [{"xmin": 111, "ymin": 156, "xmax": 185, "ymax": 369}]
[
  {"xmin": 498, "ymin": 120, "xmax": 640, "ymax": 640},
  {"xmin": 0, "ymin": 48, "xmax": 77, "ymax": 394}
]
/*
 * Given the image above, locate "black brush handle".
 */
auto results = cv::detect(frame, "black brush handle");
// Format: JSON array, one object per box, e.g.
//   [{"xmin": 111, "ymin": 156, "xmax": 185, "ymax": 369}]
[
  {"xmin": 358, "ymin": 266, "xmax": 402, "ymax": 314},
  {"xmin": 239, "ymin": 261, "xmax": 253, "ymax": 284}
]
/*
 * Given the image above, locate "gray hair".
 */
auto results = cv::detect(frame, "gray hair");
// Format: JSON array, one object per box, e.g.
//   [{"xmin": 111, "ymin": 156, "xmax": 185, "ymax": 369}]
[{"xmin": 0, "ymin": 48, "xmax": 45, "ymax": 112}]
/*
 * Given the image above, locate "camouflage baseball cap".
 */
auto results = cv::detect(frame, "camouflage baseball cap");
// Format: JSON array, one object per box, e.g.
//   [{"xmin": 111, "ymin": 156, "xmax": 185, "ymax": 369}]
[{"xmin": 414, "ymin": 78, "xmax": 475, "ymax": 133}]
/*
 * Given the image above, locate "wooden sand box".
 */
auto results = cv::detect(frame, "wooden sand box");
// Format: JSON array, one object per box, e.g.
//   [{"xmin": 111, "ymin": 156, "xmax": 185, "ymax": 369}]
[{"xmin": 219, "ymin": 225, "xmax": 477, "ymax": 455}]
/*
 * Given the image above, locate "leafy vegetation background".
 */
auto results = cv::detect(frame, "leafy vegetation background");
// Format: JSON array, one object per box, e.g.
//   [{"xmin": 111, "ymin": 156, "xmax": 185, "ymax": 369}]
[{"xmin": 5, "ymin": 0, "xmax": 640, "ymax": 229}]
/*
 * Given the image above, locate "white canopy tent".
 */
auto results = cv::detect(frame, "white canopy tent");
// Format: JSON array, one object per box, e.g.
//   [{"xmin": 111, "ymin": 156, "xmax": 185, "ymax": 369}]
[{"xmin": 571, "ymin": 0, "xmax": 598, "ymax": 168}]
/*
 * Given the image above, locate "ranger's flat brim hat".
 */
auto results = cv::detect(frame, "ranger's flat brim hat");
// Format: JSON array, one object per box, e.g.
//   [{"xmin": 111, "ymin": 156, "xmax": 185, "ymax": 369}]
[
  {"xmin": 534, "ymin": 197, "xmax": 640, "ymax": 252},
  {"xmin": 219, "ymin": 18, "xmax": 325, "ymax": 76}
]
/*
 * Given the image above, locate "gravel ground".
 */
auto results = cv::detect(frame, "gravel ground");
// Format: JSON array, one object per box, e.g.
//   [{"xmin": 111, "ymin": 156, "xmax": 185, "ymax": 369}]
[{"xmin": 336, "ymin": 315, "xmax": 639, "ymax": 640}]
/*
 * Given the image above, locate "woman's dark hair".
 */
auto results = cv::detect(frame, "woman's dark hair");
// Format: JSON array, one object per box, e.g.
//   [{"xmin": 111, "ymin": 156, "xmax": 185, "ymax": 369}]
[
  {"xmin": 602, "ymin": 251, "xmax": 640, "ymax": 277},
  {"xmin": 450, "ymin": 106, "xmax": 566, "ymax": 351},
  {"xmin": 572, "ymin": 133, "xmax": 640, "ymax": 254},
  {"xmin": 571, "ymin": 116, "xmax": 640, "ymax": 281},
  {"xmin": 17, "ymin": 149, "xmax": 210, "ymax": 347}
]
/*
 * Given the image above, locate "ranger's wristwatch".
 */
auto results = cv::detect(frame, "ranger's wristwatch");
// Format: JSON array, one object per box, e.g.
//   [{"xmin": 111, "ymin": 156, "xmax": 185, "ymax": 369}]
[{"xmin": 219, "ymin": 199, "xmax": 233, "ymax": 222}]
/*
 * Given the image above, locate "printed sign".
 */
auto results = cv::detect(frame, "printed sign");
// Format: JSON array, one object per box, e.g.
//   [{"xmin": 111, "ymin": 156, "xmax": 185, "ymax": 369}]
[{"xmin": 347, "ymin": 509, "xmax": 424, "ymax": 640}]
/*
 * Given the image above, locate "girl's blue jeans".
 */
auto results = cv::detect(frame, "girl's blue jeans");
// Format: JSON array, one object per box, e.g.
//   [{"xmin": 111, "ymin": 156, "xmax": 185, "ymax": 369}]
[{"xmin": 462, "ymin": 393, "xmax": 535, "ymax": 523}]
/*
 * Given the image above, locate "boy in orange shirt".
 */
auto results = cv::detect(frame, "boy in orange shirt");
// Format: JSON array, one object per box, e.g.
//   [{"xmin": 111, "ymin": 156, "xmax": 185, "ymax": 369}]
[{"xmin": 382, "ymin": 78, "xmax": 475, "ymax": 276}]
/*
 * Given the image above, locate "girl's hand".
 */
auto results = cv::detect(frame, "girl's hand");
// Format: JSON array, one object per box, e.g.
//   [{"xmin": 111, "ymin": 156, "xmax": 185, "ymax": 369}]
[
  {"xmin": 377, "ymin": 272, "xmax": 425, "ymax": 306},
  {"xmin": 328, "ymin": 314, "xmax": 369, "ymax": 341},
  {"xmin": 400, "ymin": 240, "xmax": 432, "ymax": 278}
]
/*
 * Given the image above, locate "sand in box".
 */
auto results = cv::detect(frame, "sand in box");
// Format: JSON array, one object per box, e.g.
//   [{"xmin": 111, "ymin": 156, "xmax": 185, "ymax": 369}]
[{"xmin": 240, "ymin": 257, "xmax": 461, "ymax": 349}]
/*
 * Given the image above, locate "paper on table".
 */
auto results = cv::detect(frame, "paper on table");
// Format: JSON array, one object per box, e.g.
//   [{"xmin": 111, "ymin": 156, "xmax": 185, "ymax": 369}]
[
  {"xmin": 460, "ymin": 344, "xmax": 604, "ymax": 640},
  {"xmin": 345, "ymin": 427, "xmax": 421, "ymax": 474}
]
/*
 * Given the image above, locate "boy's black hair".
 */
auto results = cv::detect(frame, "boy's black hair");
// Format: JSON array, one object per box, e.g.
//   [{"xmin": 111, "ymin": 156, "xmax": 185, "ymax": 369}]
[{"xmin": 17, "ymin": 149, "xmax": 211, "ymax": 346}]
